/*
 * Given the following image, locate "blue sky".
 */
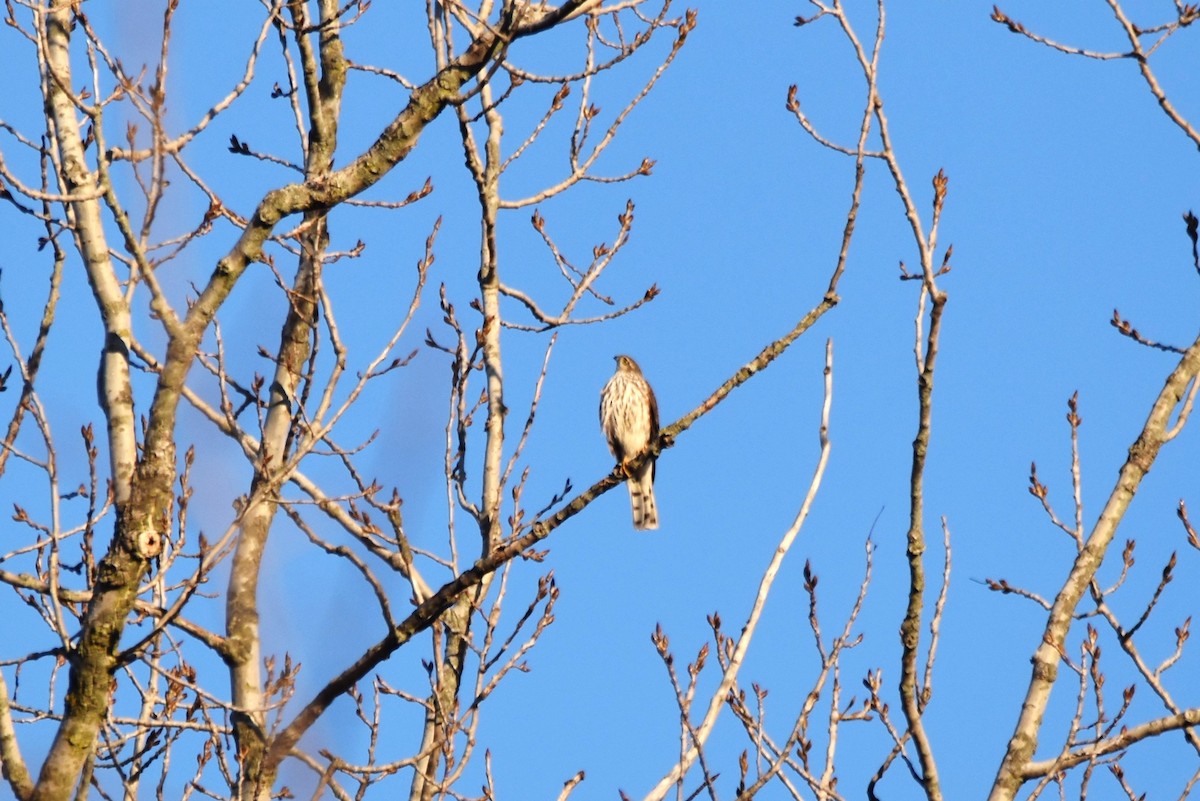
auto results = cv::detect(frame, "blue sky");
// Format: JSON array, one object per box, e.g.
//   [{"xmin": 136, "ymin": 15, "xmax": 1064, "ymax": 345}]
[{"xmin": 2, "ymin": 2, "xmax": 1200, "ymax": 799}]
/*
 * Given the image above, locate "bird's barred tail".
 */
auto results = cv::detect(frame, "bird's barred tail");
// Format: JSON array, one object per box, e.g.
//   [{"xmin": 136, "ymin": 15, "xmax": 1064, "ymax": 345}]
[{"xmin": 628, "ymin": 475, "xmax": 658, "ymax": 531}]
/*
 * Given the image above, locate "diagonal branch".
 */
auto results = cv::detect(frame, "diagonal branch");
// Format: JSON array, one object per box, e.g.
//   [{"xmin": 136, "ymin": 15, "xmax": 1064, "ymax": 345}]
[
  {"xmin": 987, "ymin": 329, "xmax": 1200, "ymax": 801},
  {"xmin": 1022, "ymin": 708, "xmax": 1200, "ymax": 778},
  {"xmin": 642, "ymin": 338, "xmax": 834, "ymax": 801},
  {"xmin": 262, "ymin": 298, "xmax": 839, "ymax": 774}
]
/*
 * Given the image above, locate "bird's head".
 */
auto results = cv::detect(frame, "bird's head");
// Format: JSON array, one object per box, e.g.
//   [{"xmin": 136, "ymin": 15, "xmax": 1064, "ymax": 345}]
[{"xmin": 613, "ymin": 354, "xmax": 642, "ymax": 374}]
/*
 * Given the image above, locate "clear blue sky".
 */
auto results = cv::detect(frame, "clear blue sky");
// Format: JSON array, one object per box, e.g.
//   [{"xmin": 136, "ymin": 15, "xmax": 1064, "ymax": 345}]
[{"xmin": 2, "ymin": 2, "xmax": 1199, "ymax": 799}]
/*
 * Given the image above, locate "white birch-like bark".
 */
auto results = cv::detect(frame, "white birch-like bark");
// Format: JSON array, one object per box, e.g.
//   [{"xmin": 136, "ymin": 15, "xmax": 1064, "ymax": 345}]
[{"xmin": 40, "ymin": 4, "xmax": 137, "ymax": 508}]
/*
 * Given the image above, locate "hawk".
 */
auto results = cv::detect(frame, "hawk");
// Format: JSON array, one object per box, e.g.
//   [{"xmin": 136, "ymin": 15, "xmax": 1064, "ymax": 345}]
[{"xmin": 599, "ymin": 354, "xmax": 659, "ymax": 530}]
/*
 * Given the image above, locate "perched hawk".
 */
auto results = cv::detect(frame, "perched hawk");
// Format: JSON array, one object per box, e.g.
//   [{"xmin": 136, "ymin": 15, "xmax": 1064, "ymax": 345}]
[{"xmin": 599, "ymin": 355, "xmax": 659, "ymax": 530}]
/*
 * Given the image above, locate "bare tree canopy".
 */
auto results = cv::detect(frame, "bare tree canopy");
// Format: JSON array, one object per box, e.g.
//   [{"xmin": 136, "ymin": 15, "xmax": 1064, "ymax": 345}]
[{"xmin": 1, "ymin": 2, "xmax": 1199, "ymax": 800}]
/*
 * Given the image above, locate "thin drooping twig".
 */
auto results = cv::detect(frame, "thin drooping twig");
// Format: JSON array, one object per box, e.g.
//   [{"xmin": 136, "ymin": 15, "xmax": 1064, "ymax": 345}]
[{"xmin": 1104, "ymin": 1, "xmax": 1200, "ymax": 150}]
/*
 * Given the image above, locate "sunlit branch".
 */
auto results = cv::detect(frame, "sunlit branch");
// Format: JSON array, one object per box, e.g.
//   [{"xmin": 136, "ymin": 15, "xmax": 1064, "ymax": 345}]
[
  {"xmin": 642, "ymin": 339, "xmax": 833, "ymax": 801},
  {"xmin": 989, "ymin": 328, "xmax": 1200, "ymax": 801},
  {"xmin": 1023, "ymin": 708, "xmax": 1200, "ymax": 778}
]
